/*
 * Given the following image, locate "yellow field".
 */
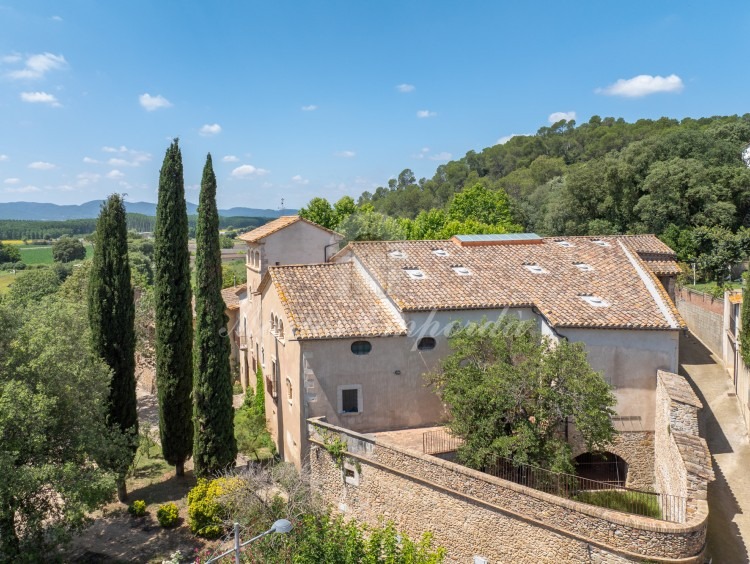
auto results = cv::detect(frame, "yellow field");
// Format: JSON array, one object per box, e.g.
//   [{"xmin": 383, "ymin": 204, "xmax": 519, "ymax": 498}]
[{"xmin": 1, "ymin": 240, "xmax": 25, "ymax": 245}]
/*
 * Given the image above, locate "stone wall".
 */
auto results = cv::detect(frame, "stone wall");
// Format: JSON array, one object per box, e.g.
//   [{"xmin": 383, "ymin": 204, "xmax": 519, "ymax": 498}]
[
  {"xmin": 309, "ymin": 418, "xmax": 709, "ymax": 563},
  {"xmin": 676, "ymin": 287, "xmax": 724, "ymax": 356},
  {"xmin": 655, "ymin": 370, "xmax": 713, "ymax": 524}
]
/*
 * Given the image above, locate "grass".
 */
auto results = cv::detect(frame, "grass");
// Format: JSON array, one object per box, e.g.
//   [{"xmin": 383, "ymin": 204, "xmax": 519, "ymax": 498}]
[
  {"xmin": 685, "ymin": 281, "xmax": 741, "ymax": 296},
  {"xmin": 18, "ymin": 244, "xmax": 93, "ymax": 265},
  {"xmin": 573, "ymin": 489, "xmax": 662, "ymax": 519},
  {"xmin": 0, "ymin": 271, "xmax": 15, "ymax": 293}
]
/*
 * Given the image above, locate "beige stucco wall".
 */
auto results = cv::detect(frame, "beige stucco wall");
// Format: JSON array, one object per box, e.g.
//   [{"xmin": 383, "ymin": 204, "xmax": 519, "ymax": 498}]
[
  {"xmin": 561, "ymin": 328, "xmax": 679, "ymax": 431},
  {"xmin": 723, "ymin": 292, "xmax": 750, "ymax": 434}
]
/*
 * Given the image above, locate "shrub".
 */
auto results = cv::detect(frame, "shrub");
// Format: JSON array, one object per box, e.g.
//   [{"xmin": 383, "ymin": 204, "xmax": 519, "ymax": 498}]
[
  {"xmin": 187, "ymin": 477, "xmax": 241, "ymax": 538},
  {"xmin": 156, "ymin": 502, "xmax": 180, "ymax": 527},
  {"xmin": 13, "ymin": 261, "xmax": 26, "ymax": 270},
  {"xmin": 128, "ymin": 499, "xmax": 147, "ymax": 517}
]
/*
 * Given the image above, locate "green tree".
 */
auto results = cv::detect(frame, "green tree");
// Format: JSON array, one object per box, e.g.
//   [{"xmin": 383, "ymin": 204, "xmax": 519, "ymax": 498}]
[
  {"xmin": 52, "ymin": 236, "xmax": 86, "ymax": 263},
  {"xmin": 299, "ymin": 197, "xmax": 337, "ymax": 230},
  {"xmin": 0, "ymin": 298, "xmax": 128, "ymax": 559},
  {"xmin": 333, "ymin": 195, "xmax": 357, "ymax": 225},
  {"xmin": 193, "ymin": 154, "xmax": 237, "ymax": 477},
  {"xmin": 88, "ymin": 194, "xmax": 138, "ymax": 501},
  {"xmin": 6, "ymin": 268, "xmax": 61, "ymax": 307},
  {"xmin": 0, "ymin": 242, "xmax": 21, "ymax": 263},
  {"xmin": 447, "ymin": 182, "xmax": 515, "ymax": 226},
  {"xmin": 154, "ymin": 140, "xmax": 194, "ymax": 477},
  {"xmin": 427, "ymin": 317, "xmax": 616, "ymax": 473}
]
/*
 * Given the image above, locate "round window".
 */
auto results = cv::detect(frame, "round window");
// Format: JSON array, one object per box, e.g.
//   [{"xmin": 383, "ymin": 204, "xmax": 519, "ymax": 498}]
[{"xmin": 351, "ymin": 341, "xmax": 372, "ymax": 355}]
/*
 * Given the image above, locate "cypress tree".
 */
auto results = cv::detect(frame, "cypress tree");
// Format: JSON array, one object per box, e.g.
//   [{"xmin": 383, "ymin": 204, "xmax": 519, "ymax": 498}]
[
  {"xmin": 88, "ymin": 193, "xmax": 137, "ymax": 501},
  {"xmin": 193, "ymin": 154, "xmax": 237, "ymax": 476},
  {"xmin": 154, "ymin": 139, "xmax": 194, "ymax": 476}
]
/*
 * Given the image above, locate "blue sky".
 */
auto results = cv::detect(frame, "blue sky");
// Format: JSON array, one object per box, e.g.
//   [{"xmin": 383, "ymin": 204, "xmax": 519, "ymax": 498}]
[{"xmin": 0, "ymin": 1, "xmax": 748, "ymax": 209}]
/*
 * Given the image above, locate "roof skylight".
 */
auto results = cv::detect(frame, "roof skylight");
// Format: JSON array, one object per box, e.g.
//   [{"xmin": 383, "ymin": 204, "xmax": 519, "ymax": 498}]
[
  {"xmin": 389, "ymin": 250, "xmax": 407, "ymax": 258},
  {"xmin": 432, "ymin": 249, "xmax": 449, "ymax": 257},
  {"xmin": 404, "ymin": 268, "xmax": 425, "ymax": 280},
  {"xmin": 555, "ymin": 240, "xmax": 574, "ymax": 248},
  {"xmin": 452, "ymin": 266, "xmax": 471, "ymax": 276},
  {"xmin": 573, "ymin": 262, "xmax": 594, "ymax": 272},
  {"xmin": 580, "ymin": 295, "xmax": 610, "ymax": 307},
  {"xmin": 591, "ymin": 240, "xmax": 611, "ymax": 247},
  {"xmin": 523, "ymin": 263, "xmax": 547, "ymax": 274}
]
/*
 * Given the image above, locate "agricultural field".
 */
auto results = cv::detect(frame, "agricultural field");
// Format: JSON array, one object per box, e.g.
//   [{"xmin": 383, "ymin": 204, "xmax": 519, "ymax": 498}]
[{"xmin": 18, "ymin": 244, "xmax": 93, "ymax": 265}]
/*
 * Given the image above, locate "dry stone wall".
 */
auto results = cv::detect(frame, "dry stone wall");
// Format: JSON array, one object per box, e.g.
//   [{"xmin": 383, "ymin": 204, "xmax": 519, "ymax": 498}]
[{"xmin": 309, "ymin": 418, "xmax": 709, "ymax": 563}]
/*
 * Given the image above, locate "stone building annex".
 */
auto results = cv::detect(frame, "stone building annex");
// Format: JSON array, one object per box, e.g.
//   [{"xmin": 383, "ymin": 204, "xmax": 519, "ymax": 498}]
[{"xmin": 230, "ymin": 216, "xmax": 713, "ymax": 562}]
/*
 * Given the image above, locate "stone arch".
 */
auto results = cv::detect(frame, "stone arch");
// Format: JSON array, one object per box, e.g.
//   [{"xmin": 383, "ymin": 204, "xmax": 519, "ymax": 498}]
[{"xmin": 574, "ymin": 451, "xmax": 628, "ymax": 487}]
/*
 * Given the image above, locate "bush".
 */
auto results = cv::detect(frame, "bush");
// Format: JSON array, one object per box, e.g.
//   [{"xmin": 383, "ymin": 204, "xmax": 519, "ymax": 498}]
[
  {"xmin": 13, "ymin": 261, "xmax": 26, "ymax": 270},
  {"xmin": 128, "ymin": 499, "xmax": 147, "ymax": 517},
  {"xmin": 156, "ymin": 502, "xmax": 180, "ymax": 527},
  {"xmin": 187, "ymin": 477, "xmax": 241, "ymax": 538}
]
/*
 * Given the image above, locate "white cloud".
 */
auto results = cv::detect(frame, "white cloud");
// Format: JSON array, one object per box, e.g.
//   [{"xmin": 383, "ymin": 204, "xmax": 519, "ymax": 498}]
[
  {"xmin": 222, "ymin": 155, "xmax": 239, "ymax": 162},
  {"xmin": 101, "ymin": 146, "xmax": 151, "ymax": 166},
  {"xmin": 231, "ymin": 164, "xmax": 269, "ymax": 178},
  {"xmin": 82, "ymin": 156, "xmax": 99, "ymax": 164},
  {"xmin": 0, "ymin": 154, "xmax": 8, "ymax": 162},
  {"xmin": 334, "ymin": 150, "xmax": 356, "ymax": 158},
  {"xmin": 548, "ymin": 111, "xmax": 576, "ymax": 123},
  {"xmin": 76, "ymin": 172, "xmax": 100, "ymax": 186},
  {"xmin": 56, "ymin": 184, "xmax": 75, "ymax": 192},
  {"xmin": 1, "ymin": 54, "xmax": 22, "ymax": 64},
  {"xmin": 5, "ymin": 185, "xmax": 40, "ymax": 194},
  {"xmin": 51, "ymin": 15, "xmax": 63, "ymax": 21},
  {"xmin": 20, "ymin": 91, "xmax": 61, "ymax": 107},
  {"xmin": 28, "ymin": 161, "xmax": 55, "ymax": 170},
  {"xmin": 186, "ymin": 183, "xmax": 200, "ymax": 191},
  {"xmin": 199, "ymin": 123, "xmax": 221, "ymax": 136},
  {"xmin": 4, "ymin": 178, "xmax": 20, "ymax": 185},
  {"xmin": 7, "ymin": 52, "xmax": 67, "ymax": 80},
  {"xmin": 396, "ymin": 84, "xmax": 415, "ymax": 93},
  {"xmin": 428, "ymin": 151, "xmax": 452, "ymax": 161},
  {"xmin": 596, "ymin": 74, "xmax": 684, "ymax": 98},
  {"xmin": 417, "ymin": 110, "xmax": 437, "ymax": 118},
  {"xmin": 106, "ymin": 169, "xmax": 124, "ymax": 179},
  {"xmin": 301, "ymin": 104, "xmax": 318, "ymax": 111},
  {"xmin": 139, "ymin": 93, "xmax": 172, "ymax": 111},
  {"xmin": 291, "ymin": 174, "xmax": 309, "ymax": 185}
]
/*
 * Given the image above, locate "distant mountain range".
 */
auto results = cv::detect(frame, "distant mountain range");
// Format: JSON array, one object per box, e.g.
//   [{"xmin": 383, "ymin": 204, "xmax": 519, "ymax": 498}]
[{"xmin": 0, "ymin": 200, "xmax": 297, "ymax": 221}]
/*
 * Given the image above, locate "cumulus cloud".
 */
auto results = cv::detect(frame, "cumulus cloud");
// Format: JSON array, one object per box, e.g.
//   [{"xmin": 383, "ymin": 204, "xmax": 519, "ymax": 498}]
[
  {"xmin": 548, "ymin": 111, "xmax": 576, "ymax": 123},
  {"xmin": 291, "ymin": 174, "xmax": 309, "ymax": 185},
  {"xmin": 4, "ymin": 178, "xmax": 20, "ymax": 185},
  {"xmin": 396, "ymin": 84, "xmax": 415, "ymax": 93},
  {"xmin": 231, "ymin": 164, "xmax": 269, "ymax": 178},
  {"xmin": 596, "ymin": 74, "xmax": 684, "ymax": 97},
  {"xmin": 334, "ymin": 150, "xmax": 356, "ymax": 158},
  {"xmin": 222, "ymin": 155, "xmax": 239, "ymax": 162},
  {"xmin": 20, "ymin": 91, "xmax": 61, "ymax": 107},
  {"xmin": 76, "ymin": 172, "xmax": 100, "ymax": 186},
  {"xmin": 101, "ymin": 146, "xmax": 151, "ymax": 166},
  {"xmin": 139, "ymin": 93, "xmax": 172, "ymax": 111},
  {"xmin": 51, "ymin": 15, "xmax": 63, "ymax": 21},
  {"xmin": 301, "ymin": 104, "xmax": 318, "ymax": 111},
  {"xmin": 7, "ymin": 52, "xmax": 67, "ymax": 80},
  {"xmin": 28, "ymin": 161, "xmax": 55, "ymax": 170},
  {"xmin": 199, "ymin": 123, "xmax": 221, "ymax": 136},
  {"xmin": 428, "ymin": 151, "xmax": 452, "ymax": 161},
  {"xmin": 6, "ymin": 185, "xmax": 40, "ymax": 194},
  {"xmin": 417, "ymin": 109, "xmax": 437, "ymax": 118},
  {"xmin": 0, "ymin": 154, "xmax": 8, "ymax": 162},
  {"xmin": 82, "ymin": 156, "xmax": 99, "ymax": 164},
  {"xmin": 106, "ymin": 169, "xmax": 125, "ymax": 179}
]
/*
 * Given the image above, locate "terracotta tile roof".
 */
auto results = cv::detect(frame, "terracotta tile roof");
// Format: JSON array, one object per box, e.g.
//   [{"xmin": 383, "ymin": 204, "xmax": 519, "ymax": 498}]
[
  {"xmin": 642, "ymin": 260, "xmax": 682, "ymax": 276},
  {"xmin": 221, "ymin": 286, "xmax": 245, "ymax": 311},
  {"xmin": 616, "ymin": 235, "xmax": 676, "ymax": 258},
  {"xmin": 342, "ymin": 235, "xmax": 683, "ymax": 329},
  {"xmin": 263, "ymin": 262, "xmax": 406, "ymax": 340},
  {"xmin": 237, "ymin": 215, "xmax": 341, "ymax": 243}
]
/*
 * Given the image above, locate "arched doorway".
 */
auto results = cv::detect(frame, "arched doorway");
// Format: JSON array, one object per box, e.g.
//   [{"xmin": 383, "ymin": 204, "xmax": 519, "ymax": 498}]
[{"xmin": 574, "ymin": 452, "xmax": 628, "ymax": 487}]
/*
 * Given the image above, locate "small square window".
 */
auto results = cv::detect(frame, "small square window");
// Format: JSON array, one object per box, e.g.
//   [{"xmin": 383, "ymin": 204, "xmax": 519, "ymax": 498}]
[
  {"xmin": 555, "ymin": 240, "xmax": 574, "ymax": 248},
  {"xmin": 573, "ymin": 262, "xmax": 594, "ymax": 272},
  {"xmin": 338, "ymin": 385, "xmax": 363, "ymax": 415},
  {"xmin": 452, "ymin": 266, "xmax": 471, "ymax": 276},
  {"xmin": 389, "ymin": 250, "xmax": 407, "ymax": 258},
  {"xmin": 431, "ymin": 249, "xmax": 449, "ymax": 257},
  {"xmin": 523, "ymin": 263, "xmax": 547, "ymax": 274},
  {"xmin": 404, "ymin": 268, "xmax": 425, "ymax": 280},
  {"xmin": 592, "ymin": 240, "xmax": 611, "ymax": 247}
]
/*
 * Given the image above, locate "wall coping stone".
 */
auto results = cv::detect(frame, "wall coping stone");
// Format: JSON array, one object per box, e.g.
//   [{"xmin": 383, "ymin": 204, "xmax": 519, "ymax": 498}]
[{"xmin": 657, "ymin": 369, "xmax": 703, "ymax": 409}]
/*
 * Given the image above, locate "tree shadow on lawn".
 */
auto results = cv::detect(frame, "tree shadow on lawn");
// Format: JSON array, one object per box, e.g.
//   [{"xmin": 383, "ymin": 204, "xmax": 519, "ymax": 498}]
[{"xmin": 128, "ymin": 470, "xmax": 197, "ymax": 506}]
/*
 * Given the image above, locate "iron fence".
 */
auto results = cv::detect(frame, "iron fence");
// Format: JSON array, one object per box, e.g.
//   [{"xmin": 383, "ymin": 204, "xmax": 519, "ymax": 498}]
[{"xmin": 421, "ymin": 429, "xmax": 687, "ymax": 523}]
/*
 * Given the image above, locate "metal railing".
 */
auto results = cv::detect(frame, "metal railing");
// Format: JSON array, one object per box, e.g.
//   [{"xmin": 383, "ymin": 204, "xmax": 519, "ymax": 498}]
[
  {"xmin": 422, "ymin": 429, "xmax": 464, "ymax": 454},
  {"xmin": 421, "ymin": 429, "xmax": 686, "ymax": 522}
]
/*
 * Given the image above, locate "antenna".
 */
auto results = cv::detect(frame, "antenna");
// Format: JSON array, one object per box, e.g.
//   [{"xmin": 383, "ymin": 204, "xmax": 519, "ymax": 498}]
[{"xmin": 279, "ymin": 197, "xmax": 285, "ymax": 211}]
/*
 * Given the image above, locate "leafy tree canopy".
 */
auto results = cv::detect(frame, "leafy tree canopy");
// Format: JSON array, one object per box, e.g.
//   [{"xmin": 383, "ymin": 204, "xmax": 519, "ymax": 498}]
[
  {"xmin": 427, "ymin": 316, "xmax": 616, "ymax": 474},
  {"xmin": 52, "ymin": 236, "xmax": 86, "ymax": 263}
]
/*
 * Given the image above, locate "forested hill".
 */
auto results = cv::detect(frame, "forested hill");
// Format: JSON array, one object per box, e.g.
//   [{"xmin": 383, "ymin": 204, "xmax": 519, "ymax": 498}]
[{"xmin": 358, "ymin": 115, "xmax": 750, "ymax": 245}]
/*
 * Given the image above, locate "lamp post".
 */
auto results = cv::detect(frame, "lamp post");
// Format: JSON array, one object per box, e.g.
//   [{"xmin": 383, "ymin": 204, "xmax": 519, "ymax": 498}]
[{"xmin": 207, "ymin": 519, "xmax": 293, "ymax": 564}]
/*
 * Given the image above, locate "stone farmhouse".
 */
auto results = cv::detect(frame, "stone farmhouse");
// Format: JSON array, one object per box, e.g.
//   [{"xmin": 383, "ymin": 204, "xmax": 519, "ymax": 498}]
[{"xmin": 234, "ymin": 216, "xmax": 682, "ymax": 474}]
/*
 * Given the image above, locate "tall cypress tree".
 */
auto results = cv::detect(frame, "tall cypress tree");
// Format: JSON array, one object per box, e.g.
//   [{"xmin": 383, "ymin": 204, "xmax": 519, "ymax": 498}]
[
  {"xmin": 88, "ymin": 193, "xmax": 137, "ymax": 501},
  {"xmin": 154, "ymin": 139, "xmax": 194, "ymax": 476},
  {"xmin": 193, "ymin": 154, "xmax": 237, "ymax": 476}
]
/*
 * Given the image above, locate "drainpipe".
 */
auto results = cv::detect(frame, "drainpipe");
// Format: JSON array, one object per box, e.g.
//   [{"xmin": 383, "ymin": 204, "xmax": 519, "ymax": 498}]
[{"xmin": 324, "ymin": 241, "xmax": 340, "ymax": 262}]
